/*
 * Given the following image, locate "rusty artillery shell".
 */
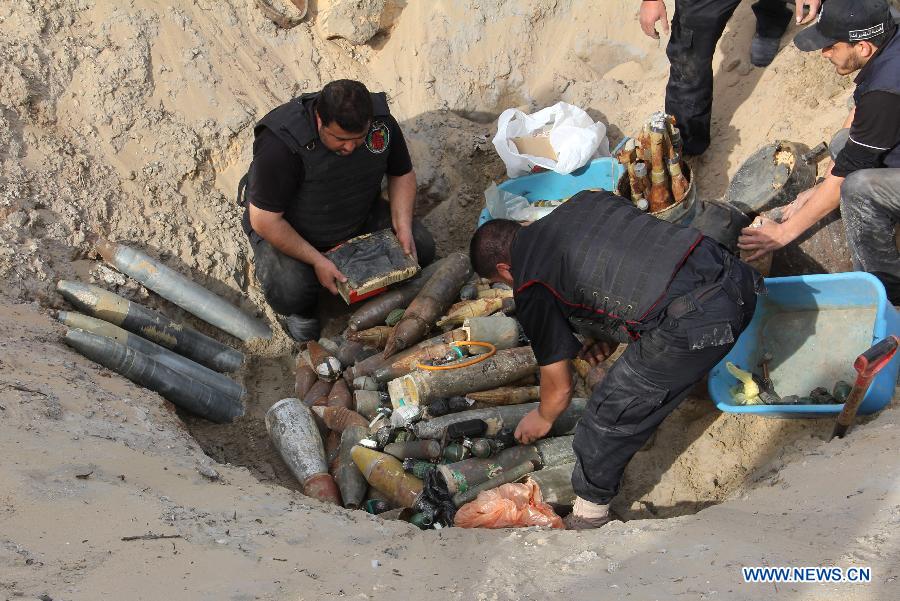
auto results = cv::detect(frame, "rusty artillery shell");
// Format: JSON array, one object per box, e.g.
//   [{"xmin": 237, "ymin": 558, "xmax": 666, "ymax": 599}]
[
  {"xmin": 351, "ymin": 446, "xmax": 423, "ymax": 508},
  {"xmin": 64, "ymin": 328, "xmax": 244, "ymax": 423},
  {"xmin": 648, "ymin": 125, "xmax": 673, "ymax": 212},
  {"xmin": 437, "ymin": 445, "xmax": 541, "ymax": 495},
  {"xmin": 307, "ymin": 340, "xmax": 342, "ymax": 381},
  {"xmin": 412, "ymin": 399, "xmax": 586, "ymax": 440},
  {"xmin": 326, "ymin": 379, "xmax": 353, "ymax": 409},
  {"xmin": 402, "ymin": 459, "xmax": 437, "ymax": 480},
  {"xmin": 56, "ymin": 280, "xmax": 244, "ymax": 373},
  {"xmin": 466, "ymin": 386, "xmax": 541, "ymax": 406},
  {"xmin": 382, "ymin": 252, "xmax": 472, "ymax": 358},
  {"xmin": 324, "ymin": 429, "xmax": 342, "ymax": 465},
  {"xmin": 332, "ymin": 425, "xmax": 369, "ymax": 509},
  {"xmin": 388, "ymin": 347, "xmax": 538, "ymax": 407},
  {"xmin": 373, "ymin": 341, "xmax": 468, "ymax": 383},
  {"xmin": 95, "ymin": 238, "xmax": 271, "ymax": 342},
  {"xmin": 353, "ymin": 390, "xmax": 389, "ymax": 420},
  {"xmin": 523, "ymin": 463, "xmax": 575, "ymax": 505},
  {"xmin": 347, "ymin": 325, "xmax": 394, "ymax": 350},
  {"xmin": 352, "ymin": 376, "xmax": 380, "ymax": 391},
  {"xmin": 311, "ymin": 406, "xmax": 369, "ymax": 433},
  {"xmin": 349, "ymin": 328, "xmax": 467, "ymax": 380},
  {"xmin": 265, "ymin": 398, "xmax": 342, "ymax": 505},
  {"xmin": 452, "ymin": 460, "xmax": 538, "ymax": 508},
  {"xmin": 437, "ymin": 297, "xmax": 505, "ymax": 328},
  {"xmin": 56, "ymin": 311, "xmax": 245, "ymax": 402},
  {"xmin": 347, "ymin": 259, "xmax": 446, "ymax": 332},
  {"xmin": 384, "ymin": 440, "xmax": 442, "ymax": 461},
  {"xmin": 476, "ymin": 288, "xmax": 513, "ymax": 300},
  {"xmin": 302, "ymin": 379, "xmax": 332, "ymax": 407},
  {"xmin": 294, "ymin": 353, "xmax": 318, "ymax": 399},
  {"xmin": 336, "ymin": 339, "xmax": 374, "ymax": 368}
]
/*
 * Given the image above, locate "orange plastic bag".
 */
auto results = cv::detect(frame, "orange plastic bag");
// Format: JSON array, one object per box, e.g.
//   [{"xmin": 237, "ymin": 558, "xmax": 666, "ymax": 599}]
[{"xmin": 454, "ymin": 481, "xmax": 564, "ymax": 529}]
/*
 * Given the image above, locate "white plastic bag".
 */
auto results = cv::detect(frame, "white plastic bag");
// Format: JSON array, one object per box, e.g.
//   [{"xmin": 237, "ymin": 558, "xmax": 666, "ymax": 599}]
[
  {"xmin": 492, "ymin": 102, "xmax": 610, "ymax": 178},
  {"xmin": 484, "ymin": 183, "xmax": 559, "ymax": 223}
]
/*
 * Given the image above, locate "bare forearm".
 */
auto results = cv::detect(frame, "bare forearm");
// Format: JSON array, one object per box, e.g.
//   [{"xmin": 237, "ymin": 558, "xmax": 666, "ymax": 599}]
[
  {"xmin": 783, "ymin": 174, "xmax": 843, "ymax": 240},
  {"xmin": 537, "ymin": 364, "xmax": 574, "ymax": 422},
  {"xmin": 387, "ymin": 171, "xmax": 416, "ymax": 232}
]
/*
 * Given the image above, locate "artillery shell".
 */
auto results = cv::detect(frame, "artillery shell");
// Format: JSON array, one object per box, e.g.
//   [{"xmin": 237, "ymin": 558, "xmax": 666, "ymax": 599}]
[
  {"xmin": 466, "ymin": 386, "xmax": 541, "ymax": 406},
  {"xmin": 332, "ymin": 425, "xmax": 369, "ymax": 509},
  {"xmin": 324, "ymin": 429, "xmax": 342, "ymax": 465},
  {"xmin": 336, "ymin": 339, "xmax": 374, "ymax": 368},
  {"xmin": 402, "ymin": 459, "xmax": 437, "ymax": 480},
  {"xmin": 452, "ymin": 460, "xmax": 538, "ymax": 508},
  {"xmin": 307, "ymin": 341, "xmax": 342, "ymax": 381},
  {"xmin": 469, "ymin": 438, "xmax": 498, "ymax": 458},
  {"xmin": 462, "ymin": 314, "xmax": 520, "ymax": 353},
  {"xmin": 347, "ymin": 325, "xmax": 394, "ymax": 350},
  {"xmin": 352, "ymin": 376, "xmax": 380, "ymax": 391},
  {"xmin": 294, "ymin": 354, "xmax": 318, "ymax": 399},
  {"xmin": 476, "ymin": 288, "xmax": 513, "ymax": 300},
  {"xmin": 373, "ymin": 341, "xmax": 468, "ymax": 383},
  {"xmin": 437, "ymin": 445, "xmax": 541, "ymax": 495},
  {"xmin": 385, "ymin": 308, "xmax": 405, "ymax": 327},
  {"xmin": 351, "ymin": 447, "xmax": 424, "ymax": 508},
  {"xmin": 317, "ymin": 337, "xmax": 342, "ymax": 357},
  {"xmin": 442, "ymin": 443, "xmax": 470, "ymax": 463},
  {"xmin": 95, "ymin": 239, "xmax": 271, "ymax": 341},
  {"xmin": 348, "ymin": 259, "xmax": 446, "ymax": 332},
  {"xmin": 353, "ymin": 390, "xmax": 389, "ymax": 420},
  {"xmin": 302, "ymin": 379, "xmax": 333, "ymax": 407},
  {"xmin": 412, "ymin": 399, "xmax": 587, "ymax": 440},
  {"xmin": 326, "ymin": 379, "xmax": 353, "ymax": 410},
  {"xmin": 56, "ymin": 311, "xmax": 244, "ymax": 402},
  {"xmin": 523, "ymin": 463, "xmax": 575, "ymax": 505},
  {"xmin": 437, "ymin": 298, "xmax": 505, "ymax": 328},
  {"xmin": 382, "ymin": 252, "xmax": 472, "ymax": 358},
  {"xmin": 56, "ymin": 280, "xmax": 244, "ymax": 373},
  {"xmin": 311, "ymin": 406, "xmax": 369, "ymax": 433},
  {"xmin": 265, "ymin": 398, "xmax": 342, "ymax": 505},
  {"xmin": 384, "ymin": 440, "xmax": 442, "ymax": 461},
  {"xmin": 64, "ymin": 328, "xmax": 243, "ymax": 423},
  {"xmin": 426, "ymin": 396, "xmax": 474, "ymax": 417}
]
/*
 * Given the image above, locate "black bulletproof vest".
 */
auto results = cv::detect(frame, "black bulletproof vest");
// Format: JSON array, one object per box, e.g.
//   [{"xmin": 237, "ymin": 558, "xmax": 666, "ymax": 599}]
[
  {"xmin": 255, "ymin": 92, "xmax": 392, "ymax": 249},
  {"xmin": 512, "ymin": 191, "xmax": 703, "ymax": 343},
  {"xmin": 854, "ymin": 27, "xmax": 900, "ymax": 169}
]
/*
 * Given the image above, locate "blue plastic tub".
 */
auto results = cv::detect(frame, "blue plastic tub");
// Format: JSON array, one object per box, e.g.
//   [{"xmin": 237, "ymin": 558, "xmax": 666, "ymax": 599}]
[
  {"xmin": 477, "ymin": 157, "xmax": 626, "ymax": 227},
  {"xmin": 709, "ymin": 272, "xmax": 900, "ymax": 417}
]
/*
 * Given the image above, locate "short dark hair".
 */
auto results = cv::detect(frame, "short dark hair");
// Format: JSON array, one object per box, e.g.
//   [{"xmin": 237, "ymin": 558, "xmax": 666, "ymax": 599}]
[
  {"xmin": 317, "ymin": 79, "xmax": 373, "ymax": 133},
  {"xmin": 469, "ymin": 219, "xmax": 521, "ymax": 278}
]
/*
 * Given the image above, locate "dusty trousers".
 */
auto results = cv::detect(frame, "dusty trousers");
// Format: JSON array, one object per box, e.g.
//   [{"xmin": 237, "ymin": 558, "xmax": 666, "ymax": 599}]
[
  {"xmin": 250, "ymin": 201, "xmax": 435, "ymax": 317},
  {"xmin": 665, "ymin": 0, "xmax": 792, "ymax": 155},
  {"xmin": 571, "ymin": 250, "xmax": 760, "ymax": 506}
]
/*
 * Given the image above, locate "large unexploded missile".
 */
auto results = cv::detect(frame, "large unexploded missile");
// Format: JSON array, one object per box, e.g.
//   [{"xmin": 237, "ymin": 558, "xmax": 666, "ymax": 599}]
[
  {"xmin": 56, "ymin": 311, "xmax": 244, "ymax": 402},
  {"xmin": 265, "ymin": 398, "xmax": 342, "ymax": 505},
  {"xmin": 523, "ymin": 463, "xmax": 576, "ymax": 505},
  {"xmin": 56, "ymin": 280, "xmax": 243, "ymax": 373},
  {"xmin": 411, "ymin": 399, "xmax": 586, "ymax": 440},
  {"xmin": 64, "ymin": 328, "xmax": 243, "ymax": 423},
  {"xmin": 466, "ymin": 386, "xmax": 541, "ymax": 406},
  {"xmin": 95, "ymin": 239, "xmax": 271, "ymax": 341},
  {"xmin": 331, "ymin": 425, "xmax": 369, "ymax": 509},
  {"xmin": 388, "ymin": 347, "xmax": 538, "ymax": 407},
  {"xmin": 347, "ymin": 259, "xmax": 446, "ymax": 332},
  {"xmin": 382, "ymin": 252, "xmax": 472, "ymax": 358},
  {"xmin": 350, "ymin": 446, "xmax": 423, "ymax": 508}
]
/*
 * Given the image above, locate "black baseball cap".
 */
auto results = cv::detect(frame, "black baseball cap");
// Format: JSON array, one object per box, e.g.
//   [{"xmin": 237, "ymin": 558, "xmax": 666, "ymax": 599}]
[{"xmin": 794, "ymin": 0, "xmax": 895, "ymax": 51}]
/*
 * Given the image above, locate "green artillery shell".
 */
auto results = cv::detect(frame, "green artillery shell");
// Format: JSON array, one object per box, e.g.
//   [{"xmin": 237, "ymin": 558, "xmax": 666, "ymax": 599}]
[
  {"xmin": 442, "ymin": 443, "xmax": 470, "ymax": 462},
  {"xmin": 466, "ymin": 386, "xmax": 541, "ymax": 406},
  {"xmin": 307, "ymin": 340, "xmax": 342, "ymax": 381},
  {"xmin": 437, "ymin": 445, "xmax": 542, "ymax": 495},
  {"xmin": 462, "ymin": 314, "xmax": 520, "ymax": 353},
  {"xmin": 384, "ymin": 439, "xmax": 442, "ymax": 461},
  {"xmin": 326, "ymin": 379, "xmax": 353, "ymax": 410},
  {"xmin": 294, "ymin": 353, "xmax": 318, "ymax": 399},
  {"xmin": 452, "ymin": 460, "xmax": 538, "ymax": 508},
  {"xmin": 347, "ymin": 259, "xmax": 446, "ymax": 332},
  {"xmin": 95, "ymin": 238, "xmax": 271, "ymax": 341},
  {"xmin": 411, "ymin": 399, "xmax": 587, "ymax": 440},
  {"xmin": 353, "ymin": 389, "xmax": 389, "ymax": 420},
  {"xmin": 388, "ymin": 347, "xmax": 538, "ymax": 406},
  {"xmin": 402, "ymin": 459, "xmax": 437, "ymax": 480},
  {"xmin": 382, "ymin": 252, "xmax": 472, "ymax": 358},
  {"xmin": 523, "ymin": 463, "xmax": 575, "ymax": 505},
  {"xmin": 469, "ymin": 438, "xmax": 496, "ymax": 458},
  {"xmin": 56, "ymin": 280, "xmax": 244, "ymax": 373},
  {"xmin": 385, "ymin": 308, "xmax": 405, "ymax": 327},
  {"xmin": 265, "ymin": 398, "xmax": 342, "ymax": 505},
  {"xmin": 347, "ymin": 326, "xmax": 394, "ymax": 350},
  {"xmin": 351, "ymin": 446, "xmax": 424, "ymax": 508},
  {"xmin": 64, "ymin": 328, "xmax": 244, "ymax": 423},
  {"xmin": 374, "ymin": 341, "xmax": 468, "ymax": 383},
  {"xmin": 56, "ymin": 311, "xmax": 244, "ymax": 402},
  {"xmin": 331, "ymin": 425, "xmax": 369, "ymax": 509}
]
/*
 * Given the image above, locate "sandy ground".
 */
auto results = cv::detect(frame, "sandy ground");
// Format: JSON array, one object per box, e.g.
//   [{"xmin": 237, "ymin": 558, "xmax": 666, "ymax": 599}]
[{"xmin": 2, "ymin": 0, "xmax": 900, "ymax": 599}]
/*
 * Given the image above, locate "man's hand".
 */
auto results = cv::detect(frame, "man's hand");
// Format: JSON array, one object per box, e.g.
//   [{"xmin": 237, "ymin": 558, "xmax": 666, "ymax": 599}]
[
  {"xmin": 395, "ymin": 226, "xmax": 418, "ymax": 263},
  {"xmin": 515, "ymin": 408, "xmax": 553, "ymax": 445},
  {"xmin": 313, "ymin": 257, "xmax": 347, "ymax": 294},
  {"xmin": 738, "ymin": 217, "xmax": 797, "ymax": 262},
  {"xmin": 781, "ymin": 186, "xmax": 816, "ymax": 222},
  {"xmin": 578, "ymin": 340, "xmax": 619, "ymax": 367},
  {"xmin": 639, "ymin": 0, "xmax": 669, "ymax": 40},
  {"xmin": 795, "ymin": 0, "xmax": 821, "ymax": 25}
]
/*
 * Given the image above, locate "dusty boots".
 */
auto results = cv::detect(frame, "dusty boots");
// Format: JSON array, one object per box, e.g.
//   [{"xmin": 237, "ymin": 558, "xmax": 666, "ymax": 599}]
[{"xmin": 563, "ymin": 496, "xmax": 611, "ymax": 530}]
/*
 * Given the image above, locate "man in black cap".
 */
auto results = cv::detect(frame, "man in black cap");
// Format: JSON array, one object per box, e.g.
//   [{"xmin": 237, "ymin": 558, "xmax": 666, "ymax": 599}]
[
  {"xmin": 739, "ymin": 0, "xmax": 900, "ymax": 304},
  {"xmin": 470, "ymin": 191, "xmax": 762, "ymax": 528},
  {"xmin": 640, "ymin": 1, "xmax": 820, "ymax": 156},
  {"xmin": 239, "ymin": 80, "xmax": 435, "ymax": 341}
]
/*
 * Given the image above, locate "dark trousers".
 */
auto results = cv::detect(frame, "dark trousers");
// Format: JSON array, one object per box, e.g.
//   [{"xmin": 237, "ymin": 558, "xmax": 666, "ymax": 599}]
[
  {"xmin": 571, "ymin": 251, "xmax": 760, "ymax": 505},
  {"xmin": 666, "ymin": 0, "xmax": 792, "ymax": 155},
  {"xmin": 250, "ymin": 202, "xmax": 436, "ymax": 317}
]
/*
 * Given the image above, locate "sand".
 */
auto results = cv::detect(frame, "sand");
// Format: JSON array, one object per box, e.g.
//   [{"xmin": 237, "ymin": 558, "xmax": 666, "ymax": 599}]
[{"xmin": 1, "ymin": 0, "xmax": 898, "ymax": 599}]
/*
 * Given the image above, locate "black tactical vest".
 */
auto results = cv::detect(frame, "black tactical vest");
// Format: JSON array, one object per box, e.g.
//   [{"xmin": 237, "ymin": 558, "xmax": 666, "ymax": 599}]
[
  {"xmin": 512, "ymin": 191, "xmax": 703, "ymax": 343},
  {"xmin": 255, "ymin": 92, "xmax": 392, "ymax": 249},
  {"xmin": 853, "ymin": 26, "xmax": 900, "ymax": 169}
]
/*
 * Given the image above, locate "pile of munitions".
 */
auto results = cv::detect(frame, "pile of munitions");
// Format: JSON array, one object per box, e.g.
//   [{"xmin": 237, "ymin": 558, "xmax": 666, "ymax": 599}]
[
  {"xmin": 616, "ymin": 111, "xmax": 690, "ymax": 213},
  {"xmin": 267, "ymin": 252, "xmax": 601, "ymax": 529},
  {"xmin": 726, "ymin": 361, "xmax": 853, "ymax": 406},
  {"xmin": 55, "ymin": 239, "xmax": 268, "ymax": 423}
]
